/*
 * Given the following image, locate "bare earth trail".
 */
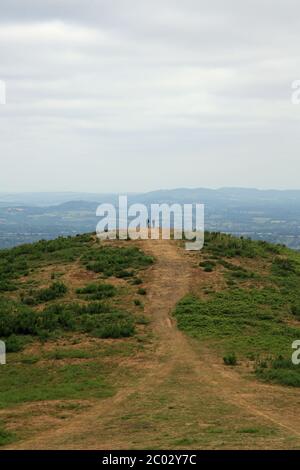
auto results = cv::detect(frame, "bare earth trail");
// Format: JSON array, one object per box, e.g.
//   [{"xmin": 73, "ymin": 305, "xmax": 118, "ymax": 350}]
[{"xmin": 9, "ymin": 239, "xmax": 300, "ymax": 449}]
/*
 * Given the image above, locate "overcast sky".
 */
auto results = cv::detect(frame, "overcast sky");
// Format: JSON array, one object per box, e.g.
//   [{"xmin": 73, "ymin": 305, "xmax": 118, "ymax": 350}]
[{"xmin": 0, "ymin": 0, "xmax": 300, "ymax": 192}]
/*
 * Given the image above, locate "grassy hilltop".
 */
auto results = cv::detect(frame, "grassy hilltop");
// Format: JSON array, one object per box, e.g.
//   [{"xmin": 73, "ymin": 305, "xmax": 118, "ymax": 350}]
[{"xmin": 0, "ymin": 232, "xmax": 300, "ymax": 448}]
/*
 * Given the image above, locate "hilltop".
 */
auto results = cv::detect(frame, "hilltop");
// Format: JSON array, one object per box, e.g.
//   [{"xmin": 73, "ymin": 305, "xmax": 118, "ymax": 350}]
[{"xmin": 0, "ymin": 232, "xmax": 300, "ymax": 449}]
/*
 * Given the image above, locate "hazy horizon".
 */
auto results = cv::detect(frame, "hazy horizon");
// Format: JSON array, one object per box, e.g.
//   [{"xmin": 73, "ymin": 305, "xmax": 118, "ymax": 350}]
[{"xmin": 3, "ymin": 185, "xmax": 300, "ymax": 196}]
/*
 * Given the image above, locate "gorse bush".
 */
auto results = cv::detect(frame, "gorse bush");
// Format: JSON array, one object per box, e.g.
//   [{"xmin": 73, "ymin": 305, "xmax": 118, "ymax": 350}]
[
  {"xmin": 115, "ymin": 269, "xmax": 134, "ymax": 278},
  {"xmin": 131, "ymin": 277, "xmax": 143, "ymax": 285},
  {"xmin": 199, "ymin": 260, "xmax": 216, "ymax": 269},
  {"xmin": 0, "ymin": 281, "xmax": 17, "ymax": 292},
  {"xmin": 203, "ymin": 232, "xmax": 280, "ymax": 258},
  {"xmin": 272, "ymin": 257, "xmax": 297, "ymax": 275},
  {"xmin": 217, "ymin": 259, "xmax": 257, "ymax": 280},
  {"xmin": 93, "ymin": 322, "xmax": 135, "ymax": 339},
  {"xmin": 82, "ymin": 246, "xmax": 153, "ymax": 278},
  {"xmin": 76, "ymin": 283, "xmax": 117, "ymax": 300},
  {"xmin": 35, "ymin": 282, "xmax": 68, "ymax": 302},
  {"xmin": 0, "ymin": 300, "xmax": 76, "ymax": 338},
  {"xmin": 76, "ymin": 302, "xmax": 112, "ymax": 315},
  {"xmin": 228, "ymin": 268, "xmax": 255, "ymax": 280},
  {"xmin": 0, "ymin": 298, "xmax": 135, "ymax": 347},
  {"xmin": 199, "ymin": 260, "xmax": 216, "ymax": 272},
  {"xmin": 255, "ymin": 356, "xmax": 300, "ymax": 387},
  {"xmin": 78, "ymin": 308, "xmax": 135, "ymax": 338},
  {"xmin": 0, "ymin": 426, "xmax": 15, "ymax": 446},
  {"xmin": 0, "ymin": 300, "xmax": 38, "ymax": 336},
  {"xmin": 20, "ymin": 281, "xmax": 68, "ymax": 305},
  {"xmin": 137, "ymin": 288, "xmax": 146, "ymax": 296},
  {"xmin": 5, "ymin": 335, "xmax": 24, "ymax": 353},
  {"xmin": 223, "ymin": 353, "xmax": 237, "ymax": 366},
  {"xmin": 39, "ymin": 304, "xmax": 76, "ymax": 331},
  {"xmin": 291, "ymin": 302, "xmax": 300, "ymax": 318},
  {"xmin": 0, "ymin": 256, "xmax": 29, "ymax": 283}
]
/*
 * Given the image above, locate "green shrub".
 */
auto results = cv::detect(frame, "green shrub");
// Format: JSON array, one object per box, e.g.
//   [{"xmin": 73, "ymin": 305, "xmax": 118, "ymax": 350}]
[
  {"xmin": 21, "ymin": 295, "xmax": 36, "ymax": 306},
  {"xmin": 5, "ymin": 335, "xmax": 24, "ymax": 353},
  {"xmin": 40, "ymin": 304, "xmax": 76, "ymax": 331},
  {"xmin": 21, "ymin": 355, "xmax": 40, "ymax": 364},
  {"xmin": 77, "ymin": 302, "xmax": 112, "ymax": 315},
  {"xmin": 255, "ymin": 356, "xmax": 300, "ymax": 387},
  {"xmin": 0, "ymin": 296, "xmax": 137, "ymax": 343},
  {"xmin": 137, "ymin": 288, "xmax": 146, "ymax": 296},
  {"xmin": 116, "ymin": 270, "xmax": 134, "ymax": 279},
  {"xmin": 0, "ymin": 426, "xmax": 16, "ymax": 446},
  {"xmin": 131, "ymin": 278, "xmax": 143, "ymax": 285},
  {"xmin": 0, "ymin": 281, "xmax": 17, "ymax": 292},
  {"xmin": 229, "ymin": 269, "xmax": 255, "ymax": 280},
  {"xmin": 93, "ymin": 322, "xmax": 135, "ymax": 339},
  {"xmin": 21, "ymin": 282, "xmax": 68, "ymax": 305},
  {"xmin": 204, "ymin": 266, "xmax": 213, "ymax": 273},
  {"xmin": 199, "ymin": 260, "xmax": 216, "ymax": 272},
  {"xmin": 0, "ymin": 302, "xmax": 37, "ymax": 336},
  {"xmin": 272, "ymin": 257, "xmax": 296, "ymax": 275},
  {"xmin": 219, "ymin": 260, "xmax": 245, "ymax": 271},
  {"xmin": 82, "ymin": 246, "xmax": 153, "ymax": 278},
  {"xmin": 76, "ymin": 283, "xmax": 117, "ymax": 300},
  {"xmin": 291, "ymin": 302, "xmax": 300, "ymax": 318},
  {"xmin": 46, "ymin": 349, "xmax": 91, "ymax": 360},
  {"xmin": 223, "ymin": 353, "xmax": 237, "ymax": 366},
  {"xmin": 203, "ymin": 232, "xmax": 265, "ymax": 258},
  {"xmin": 36, "ymin": 281, "xmax": 68, "ymax": 302},
  {"xmin": 0, "ymin": 300, "xmax": 75, "ymax": 338}
]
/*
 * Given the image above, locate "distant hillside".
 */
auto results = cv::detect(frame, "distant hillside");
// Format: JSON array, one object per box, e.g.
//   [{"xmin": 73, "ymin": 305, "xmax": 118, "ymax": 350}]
[{"xmin": 1, "ymin": 188, "xmax": 300, "ymax": 248}]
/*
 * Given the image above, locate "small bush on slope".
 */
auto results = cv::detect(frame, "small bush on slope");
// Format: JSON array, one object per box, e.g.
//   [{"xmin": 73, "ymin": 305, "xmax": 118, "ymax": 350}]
[
  {"xmin": 82, "ymin": 246, "xmax": 153, "ymax": 278},
  {"xmin": 76, "ymin": 283, "xmax": 117, "ymax": 300},
  {"xmin": 0, "ymin": 299, "xmax": 135, "ymax": 346}
]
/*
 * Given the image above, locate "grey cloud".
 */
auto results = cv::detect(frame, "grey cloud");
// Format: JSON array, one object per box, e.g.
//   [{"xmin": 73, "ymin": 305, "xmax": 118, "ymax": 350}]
[{"xmin": 0, "ymin": 1, "xmax": 300, "ymax": 192}]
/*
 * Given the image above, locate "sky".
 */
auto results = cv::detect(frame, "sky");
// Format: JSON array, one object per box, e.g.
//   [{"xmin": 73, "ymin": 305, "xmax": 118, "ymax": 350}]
[{"xmin": 1, "ymin": 0, "xmax": 300, "ymax": 192}]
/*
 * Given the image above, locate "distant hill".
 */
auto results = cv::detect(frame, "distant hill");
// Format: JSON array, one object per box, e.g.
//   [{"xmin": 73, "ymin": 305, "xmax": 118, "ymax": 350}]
[{"xmin": 1, "ymin": 188, "xmax": 300, "ymax": 249}]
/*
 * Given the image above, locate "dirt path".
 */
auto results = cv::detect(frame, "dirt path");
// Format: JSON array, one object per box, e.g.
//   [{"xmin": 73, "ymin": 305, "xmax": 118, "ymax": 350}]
[{"xmin": 8, "ymin": 239, "xmax": 300, "ymax": 449}]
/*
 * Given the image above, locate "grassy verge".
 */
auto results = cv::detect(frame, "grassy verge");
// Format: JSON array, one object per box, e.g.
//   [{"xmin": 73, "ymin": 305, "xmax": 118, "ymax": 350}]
[
  {"xmin": 0, "ymin": 361, "xmax": 113, "ymax": 408},
  {"xmin": 174, "ymin": 232, "xmax": 300, "ymax": 386}
]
